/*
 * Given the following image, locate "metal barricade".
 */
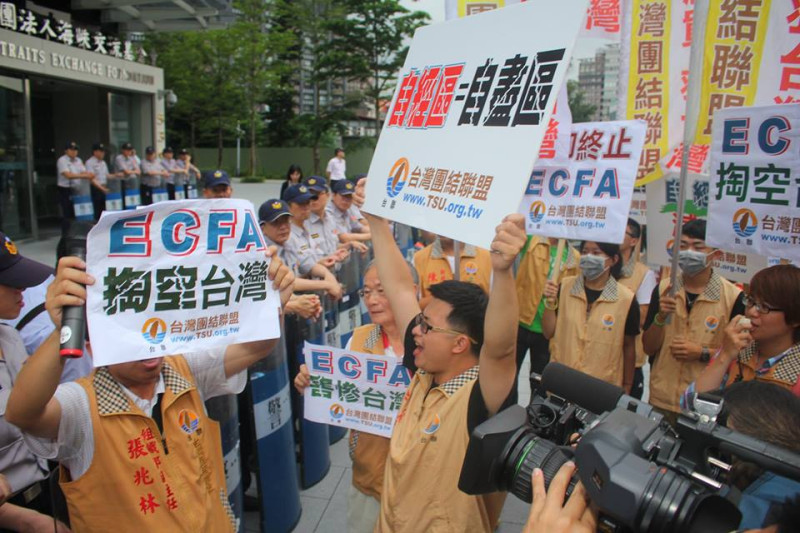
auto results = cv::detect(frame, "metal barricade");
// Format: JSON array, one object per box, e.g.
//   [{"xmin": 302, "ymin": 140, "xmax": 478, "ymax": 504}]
[
  {"xmin": 286, "ymin": 294, "xmax": 331, "ymax": 488},
  {"xmin": 248, "ymin": 319, "xmax": 302, "ymax": 532},
  {"xmin": 71, "ymin": 180, "xmax": 93, "ymax": 221},
  {"xmin": 205, "ymin": 394, "xmax": 244, "ymax": 529},
  {"xmin": 105, "ymin": 178, "xmax": 123, "ymax": 212},
  {"xmin": 174, "ymin": 174, "xmax": 186, "ymax": 200},
  {"xmin": 152, "ymin": 175, "xmax": 169, "ymax": 204},
  {"xmin": 323, "ymin": 292, "xmax": 339, "ymax": 351},
  {"xmin": 394, "ymin": 222, "xmax": 415, "ymax": 262},
  {"xmin": 123, "ymin": 175, "xmax": 141, "ymax": 210},
  {"xmin": 336, "ymin": 253, "xmax": 362, "ymax": 349}
]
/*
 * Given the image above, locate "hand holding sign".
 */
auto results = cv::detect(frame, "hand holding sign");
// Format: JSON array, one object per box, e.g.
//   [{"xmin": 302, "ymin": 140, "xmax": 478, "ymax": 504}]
[
  {"xmin": 489, "ymin": 214, "xmax": 527, "ymax": 271},
  {"xmin": 266, "ymin": 245, "xmax": 295, "ymax": 308}
]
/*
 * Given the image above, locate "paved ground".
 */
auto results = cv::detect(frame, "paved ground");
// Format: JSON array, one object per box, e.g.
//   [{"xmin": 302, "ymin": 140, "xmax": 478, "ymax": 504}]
[{"xmin": 16, "ymin": 180, "xmax": 544, "ymax": 532}]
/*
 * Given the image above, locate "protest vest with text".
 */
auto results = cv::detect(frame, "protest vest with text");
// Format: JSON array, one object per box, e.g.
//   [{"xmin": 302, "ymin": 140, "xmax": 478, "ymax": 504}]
[
  {"xmin": 550, "ymin": 276, "xmax": 634, "ymax": 387},
  {"xmin": 60, "ymin": 356, "xmax": 235, "ymax": 532},
  {"xmin": 349, "ymin": 324, "xmax": 394, "ymax": 501},
  {"xmin": 649, "ymin": 273, "xmax": 741, "ymax": 412},
  {"xmin": 414, "ymin": 243, "xmax": 492, "ymax": 299}
]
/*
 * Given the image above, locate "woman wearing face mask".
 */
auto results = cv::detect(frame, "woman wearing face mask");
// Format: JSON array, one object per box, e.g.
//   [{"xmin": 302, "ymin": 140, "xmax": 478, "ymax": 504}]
[
  {"xmin": 642, "ymin": 219, "xmax": 745, "ymax": 419},
  {"xmin": 682, "ymin": 265, "xmax": 800, "ymax": 404},
  {"xmin": 542, "ymin": 241, "xmax": 639, "ymax": 392}
]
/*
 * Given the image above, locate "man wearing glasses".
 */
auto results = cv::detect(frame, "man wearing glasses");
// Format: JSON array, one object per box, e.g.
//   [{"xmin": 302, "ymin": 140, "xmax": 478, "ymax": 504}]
[
  {"xmin": 353, "ymin": 179, "xmax": 527, "ymax": 533},
  {"xmin": 642, "ymin": 219, "xmax": 745, "ymax": 422}
]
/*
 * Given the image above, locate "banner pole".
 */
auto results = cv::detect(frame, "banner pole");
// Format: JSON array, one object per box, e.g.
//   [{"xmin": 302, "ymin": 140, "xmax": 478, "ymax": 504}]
[
  {"xmin": 669, "ymin": 0, "xmax": 709, "ymax": 296},
  {"xmin": 454, "ymin": 240, "xmax": 461, "ymax": 281},
  {"xmin": 549, "ymin": 239, "xmax": 566, "ymax": 282}
]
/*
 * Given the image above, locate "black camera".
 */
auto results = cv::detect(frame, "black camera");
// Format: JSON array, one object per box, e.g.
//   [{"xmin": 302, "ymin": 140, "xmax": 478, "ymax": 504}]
[{"xmin": 459, "ymin": 363, "xmax": 800, "ymax": 533}]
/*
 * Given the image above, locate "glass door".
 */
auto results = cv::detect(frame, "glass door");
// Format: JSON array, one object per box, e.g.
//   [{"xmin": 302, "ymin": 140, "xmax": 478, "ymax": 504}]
[{"xmin": 0, "ymin": 74, "xmax": 32, "ymax": 239}]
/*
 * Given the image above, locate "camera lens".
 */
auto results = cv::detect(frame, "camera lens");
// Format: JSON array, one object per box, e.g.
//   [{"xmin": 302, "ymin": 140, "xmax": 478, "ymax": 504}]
[{"xmin": 502, "ymin": 430, "xmax": 575, "ymax": 503}]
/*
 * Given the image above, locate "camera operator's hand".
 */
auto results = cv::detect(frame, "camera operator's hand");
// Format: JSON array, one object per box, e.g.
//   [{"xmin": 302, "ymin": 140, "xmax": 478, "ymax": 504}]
[
  {"xmin": 524, "ymin": 462, "xmax": 597, "ymax": 533},
  {"xmin": 46, "ymin": 256, "xmax": 94, "ymax": 329},
  {"xmin": 490, "ymin": 214, "xmax": 527, "ymax": 272},
  {"xmin": 294, "ymin": 364, "xmax": 311, "ymax": 394},
  {"xmin": 670, "ymin": 336, "xmax": 703, "ymax": 361},
  {"xmin": 720, "ymin": 315, "xmax": 752, "ymax": 363}
]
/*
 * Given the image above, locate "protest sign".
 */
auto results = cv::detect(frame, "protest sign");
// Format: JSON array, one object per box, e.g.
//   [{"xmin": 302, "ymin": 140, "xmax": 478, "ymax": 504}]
[
  {"xmin": 303, "ymin": 343, "xmax": 411, "ymax": 438},
  {"xmin": 519, "ymin": 120, "xmax": 645, "ymax": 243},
  {"xmin": 364, "ymin": 0, "xmax": 588, "ymax": 249},
  {"xmin": 645, "ymin": 173, "xmax": 768, "ymax": 282},
  {"xmin": 86, "ymin": 199, "xmax": 281, "ymax": 367},
  {"xmin": 706, "ymin": 104, "xmax": 800, "ymax": 262}
]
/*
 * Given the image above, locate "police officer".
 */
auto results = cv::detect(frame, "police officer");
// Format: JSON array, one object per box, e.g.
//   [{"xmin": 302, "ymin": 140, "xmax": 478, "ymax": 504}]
[
  {"xmin": 160, "ymin": 146, "xmax": 182, "ymax": 200},
  {"xmin": 203, "ymin": 169, "xmax": 233, "ymax": 199},
  {"xmin": 139, "ymin": 146, "xmax": 168, "ymax": 205},
  {"xmin": 84, "ymin": 143, "xmax": 115, "ymax": 219},
  {"xmin": 114, "ymin": 142, "xmax": 141, "ymax": 210},
  {"xmin": 56, "ymin": 141, "xmax": 95, "ymax": 231}
]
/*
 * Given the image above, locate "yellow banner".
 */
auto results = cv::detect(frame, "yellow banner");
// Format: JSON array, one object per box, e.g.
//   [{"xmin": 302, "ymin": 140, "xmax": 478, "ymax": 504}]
[
  {"xmin": 457, "ymin": 0, "xmax": 505, "ymax": 18},
  {"xmin": 626, "ymin": 0, "xmax": 671, "ymax": 186},
  {"xmin": 694, "ymin": 0, "xmax": 771, "ymax": 146}
]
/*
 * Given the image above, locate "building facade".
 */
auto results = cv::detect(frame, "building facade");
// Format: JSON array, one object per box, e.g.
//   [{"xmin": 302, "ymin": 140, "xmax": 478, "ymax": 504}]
[{"xmin": 577, "ymin": 42, "xmax": 620, "ymax": 122}]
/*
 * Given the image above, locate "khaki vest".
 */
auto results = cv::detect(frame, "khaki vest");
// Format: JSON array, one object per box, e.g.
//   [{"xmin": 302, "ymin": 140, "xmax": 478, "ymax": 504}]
[
  {"xmin": 414, "ymin": 242, "xmax": 492, "ymax": 299},
  {"xmin": 550, "ymin": 276, "xmax": 634, "ymax": 387},
  {"xmin": 61, "ymin": 356, "xmax": 235, "ymax": 533},
  {"xmin": 349, "ymin": 324, "xmax": 393, "ymax": 501},
  {"xmin": 516, "ymin": 237, "xmax": 580, "ymax": 326},
  {"xmin": 377, "ymin": 369, "xmax": 505, "ymax": 532},
  {"xmin": 649, "ymin": 272, "xmax": 741, "ymax": 412},
  {"xmin": 723, "ymin": 342, "xmax": 800, "ymax": 392},
  {"xmin": 618, "ymin": 260, "xmax": 650, "ymax": 367}
]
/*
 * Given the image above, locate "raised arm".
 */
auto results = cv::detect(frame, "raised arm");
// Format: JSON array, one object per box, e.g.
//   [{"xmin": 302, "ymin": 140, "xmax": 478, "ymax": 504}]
[
  {"xmin": 353, "ymin": 178, "xmax": 420, "ymax": 334},
  {"xmin": 6, "ymin": 256, "xmax": 89, "ymax": 439},
  {"xmin": 479, "ymin": 214, "xmax": 527, "ymax": 416},
  {"xmin": 223, "ymin": 249, "xmax": 294, "ymax": 377}
]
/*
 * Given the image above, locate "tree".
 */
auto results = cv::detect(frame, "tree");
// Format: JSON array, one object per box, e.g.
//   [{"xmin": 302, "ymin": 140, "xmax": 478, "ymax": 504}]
[
  {"xmin": 324, "ymin": 0, "xmax": 428, "ymax": 138},
  {"xmin": 231, "ymin": 0, "xmax": 296, "ymax": 175},
  {"xmin": 567, "ymin": 80, "xmax": 596, "ymax": 123}
]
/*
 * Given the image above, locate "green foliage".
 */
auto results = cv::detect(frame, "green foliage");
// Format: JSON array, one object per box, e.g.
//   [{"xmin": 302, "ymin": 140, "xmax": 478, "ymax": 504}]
[
  {"xmin": 240, "ymin": 175, "xmax": 267, "ymax": 183},
  {"xmin": 567, "ymin": 80, "xmax": 597, "ymax": 124}
]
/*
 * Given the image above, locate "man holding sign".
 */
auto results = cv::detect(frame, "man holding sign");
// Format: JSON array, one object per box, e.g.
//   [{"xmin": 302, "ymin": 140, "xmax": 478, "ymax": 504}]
[
  {"xmin": 355, "ymin": 178, "xmax": 526, "ymax": 532},
  {"xmin": 6, "ymin": 202, "xmax": 295, "ymax": 532}
]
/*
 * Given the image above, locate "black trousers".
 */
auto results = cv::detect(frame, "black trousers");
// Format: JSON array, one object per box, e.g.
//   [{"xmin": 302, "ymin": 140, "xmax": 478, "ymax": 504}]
[
  {"xmin": 140, "ymin": 184, "xmax": 153, "ymax": 205},
  {"xmin": 91, "ymin": 187, "xmax": 105, "ymax": 220},
  {"xmin": 512, "ymin": 326, "xmax": 551, "ymax": 403},
  {"xmin": 167, "ymin": 182, "xmax": 176, "ymax": 200},
  {"xmin": 57, "ymin": 186, "xmax": 74, "ymax": 233}
]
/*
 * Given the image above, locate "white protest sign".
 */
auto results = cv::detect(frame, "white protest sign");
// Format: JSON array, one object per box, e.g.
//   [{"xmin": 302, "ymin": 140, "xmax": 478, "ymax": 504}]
[
  {"xmin": 707, "ymin": 104, "xmax": 800, "ymax": 262},
  {"xmin": 302, "ymin": 342, "xmax": 412, "ymax": 438},
  {"xmin": 519, "ymin": 120, "xmax": 645, "ymax": 243},
  {"xmin": 87, "ymin": 199, "xmax": 281, "ymax": 367},
  {"xmin": 645, "ymin": 174, "xmax": 768, "ymax": 282},
  {"xmin": 363, "ymin": 0, "xmax": 589, "ymax": 249}
]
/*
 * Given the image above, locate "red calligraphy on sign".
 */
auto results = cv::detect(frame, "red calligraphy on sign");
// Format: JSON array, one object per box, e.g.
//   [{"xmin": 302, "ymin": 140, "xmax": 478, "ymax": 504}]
[
  {"xmin": 665, "ymin": 143, "xmax": 710, "ymax": 173},
  {"xmin": 788, "ymin": 0, "xmax": 800, "ymax": 33},
  {"xmin": 388, "ymin": 70, "xmax": 419, "ymax": 127},
  {"xmin": 571, "ymin": 130, "xmax": 604, "ymax": 161},
  {"xmin": 426, "ymin": 64, "xmax": 465, "ymax": 128},
  {"xmin": 780, "ymin": 43, "xmax": 800, "ymax": 91},
  {"xmin": 585, "ymin": 0, "xmax": 620, "ymax": 33},
  {"xmin": 538, "ymin": 118, "xmax": 559, "ymax": 159},
  {"xmin": 127, "ymin": 438, "xmax": 148, "ymax": 460},
  {"xmin": 604, "ymin": 127, "xmax": 633, "ymax": 159},
  {"xmin": 407, "ymin": 66, "xmax": 442, "ymax": 128},
  {"xmin": 139, "ymin": 493, "xmax": 160, "ymax": 515},
  {"xmin": 682, "ymin": 8, "xmax": 693, "ymax": 47}
]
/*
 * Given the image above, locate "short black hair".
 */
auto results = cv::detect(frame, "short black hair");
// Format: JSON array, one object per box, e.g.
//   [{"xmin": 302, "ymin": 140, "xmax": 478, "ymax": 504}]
[
  {"xmin": 627, "ymin": 218, "xmax": 641, "ymax": 239},
  {"xmin": 681, "ymin": 218, "xmax": 707, "ymax": 240},
  {"xmin": 334, "ymin": 147, "xmax": 344, "ymax": 155},
  {"xmin": 580, "ymin": 241, "xmax": 623, "ymax": 280},
  {"xmin": 429, "ymin": 280, "xmax": 488, "ymax": 355}
]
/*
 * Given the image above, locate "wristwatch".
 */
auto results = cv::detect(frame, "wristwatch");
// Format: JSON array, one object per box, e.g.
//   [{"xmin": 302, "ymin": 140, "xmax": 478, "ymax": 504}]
[{"xmin": 700, "ymin": 347, "xmax": 711, "ymax": 363}]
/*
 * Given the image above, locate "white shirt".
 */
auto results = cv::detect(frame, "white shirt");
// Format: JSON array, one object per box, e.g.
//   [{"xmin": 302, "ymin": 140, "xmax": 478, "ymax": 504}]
[
  {"xmin": 23, "ymin": 348, "xmax": 245, "ymax": 481},
  {"xmin": 636, "ymin": 268, "xmax": 658, "ymax": 306},
  {"xmin": 326, "ymin": 157, "xmax": 346, "ymax": 181},
  {"xmin": 57, "ymin": 154, "xmax": 86, "ymax": 189},
  {"xmin": 85, "ymin": 156, "xmax": 109, "ymax": 186}
]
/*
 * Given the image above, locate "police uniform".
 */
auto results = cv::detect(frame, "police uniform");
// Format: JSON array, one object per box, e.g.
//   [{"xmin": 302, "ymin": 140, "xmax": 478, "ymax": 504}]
[
  {"xmin": 56, "ymin": 150, "xmax": 88, "ymax": 225},
  {"xmin": 160, "ymin": 152, "xmax": 180, "ymax": 200},
  {"xmin": 285, "ymin": 223, "xmax": 321, "ymax": 276},
  {"xmin": 114, "ymin": 149, "xmax": 141, "ymax": 209},
  {"xmin": 140, "ymin": 157, "xmax": 163, "ymax": 205},
  {"xmin": 304, "ymin": 212, "xmax": 340, "ymax": 257},
  {"xmin": 85, "ymin": 148, "xmax": 110, "ymax": 219}
]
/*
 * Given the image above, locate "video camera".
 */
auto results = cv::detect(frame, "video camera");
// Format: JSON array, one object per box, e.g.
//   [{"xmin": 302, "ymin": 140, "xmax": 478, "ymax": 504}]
[{"xmin": 459, "ymin": 363, "xmax": 800, "ymax": 533}]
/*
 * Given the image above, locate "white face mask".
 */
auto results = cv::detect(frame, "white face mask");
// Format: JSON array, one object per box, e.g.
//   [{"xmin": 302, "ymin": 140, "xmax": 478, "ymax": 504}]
[{"xmin": 580, "ymin": 254, "xmax": 608, "ymax": 280}]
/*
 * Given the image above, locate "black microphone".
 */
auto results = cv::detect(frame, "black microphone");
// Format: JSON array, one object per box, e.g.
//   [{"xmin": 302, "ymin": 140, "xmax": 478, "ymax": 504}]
[
  {"xmin": 59, "ymin": 222, "xmax": 93, "ymax": 359},
  {"xmin": 541, "ymin": 363, "xmax": 625, "ymax": 415}
]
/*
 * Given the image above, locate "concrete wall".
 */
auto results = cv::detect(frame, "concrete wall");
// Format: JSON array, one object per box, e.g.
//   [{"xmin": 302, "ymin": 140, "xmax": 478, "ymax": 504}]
[{"xmin": 190, "ymin": 146, "xmax": 376, "ymax": 179}]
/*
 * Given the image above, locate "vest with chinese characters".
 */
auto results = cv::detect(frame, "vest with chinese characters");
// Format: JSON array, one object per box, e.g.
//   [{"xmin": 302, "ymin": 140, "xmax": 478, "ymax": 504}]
[
  {"xmin": 649, "ymin": 272, "xmax": 741, "ymax": 412},
  {"xmin": 348, "ymin": 324, "xmax": 394, "ymax": 501},
  {"xmin": 618, "ymin": 259, "xmax": 650, "ymax": 367},
  {"xmin": 550, "ymin": 276, "xmax": 634, "ymax": 387},
  {"xmin": 414, "ymin": 241, "xmax": 492, "ymax": 299},
  {"xmin": 516, "ymin": 236, "xmax": 580, "ymax": 326},
  {"xmin": 377, "ymin": 369, "xmax": 506, "ymax": 533},
  {"xmin": 60, "ymin": 356, "xmax": 235, "ymax": 533},
  {"xmin": 724, "ymin": 343, "xmax": 800, "ymax": 395}
]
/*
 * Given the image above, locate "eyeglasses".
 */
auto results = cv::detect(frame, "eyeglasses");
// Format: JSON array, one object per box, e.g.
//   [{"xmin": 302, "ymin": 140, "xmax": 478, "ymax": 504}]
[
  {"xmin": 413, "ymin": 313, "xmax": 477, "ymax": 344},
  {"xmin": 743, "ymin": 295, "xmax": 782, "ymax": 314},
  {"xmin": 625, "ymin": 232, "xmax": 637, "ymax": 239},
  {"xmin": 358, "ymin": 287, "xmax": 385, "ymax": 299}
]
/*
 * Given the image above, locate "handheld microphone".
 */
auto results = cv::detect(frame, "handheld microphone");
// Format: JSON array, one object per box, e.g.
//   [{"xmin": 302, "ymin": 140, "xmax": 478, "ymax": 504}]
[
  {"xmin": 59, "ymin": 222, "xmax": 93, "ymax": 358},
  {"xmin": 541, "ymin": 362, "xmax": 625, "ymax": 415}
]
